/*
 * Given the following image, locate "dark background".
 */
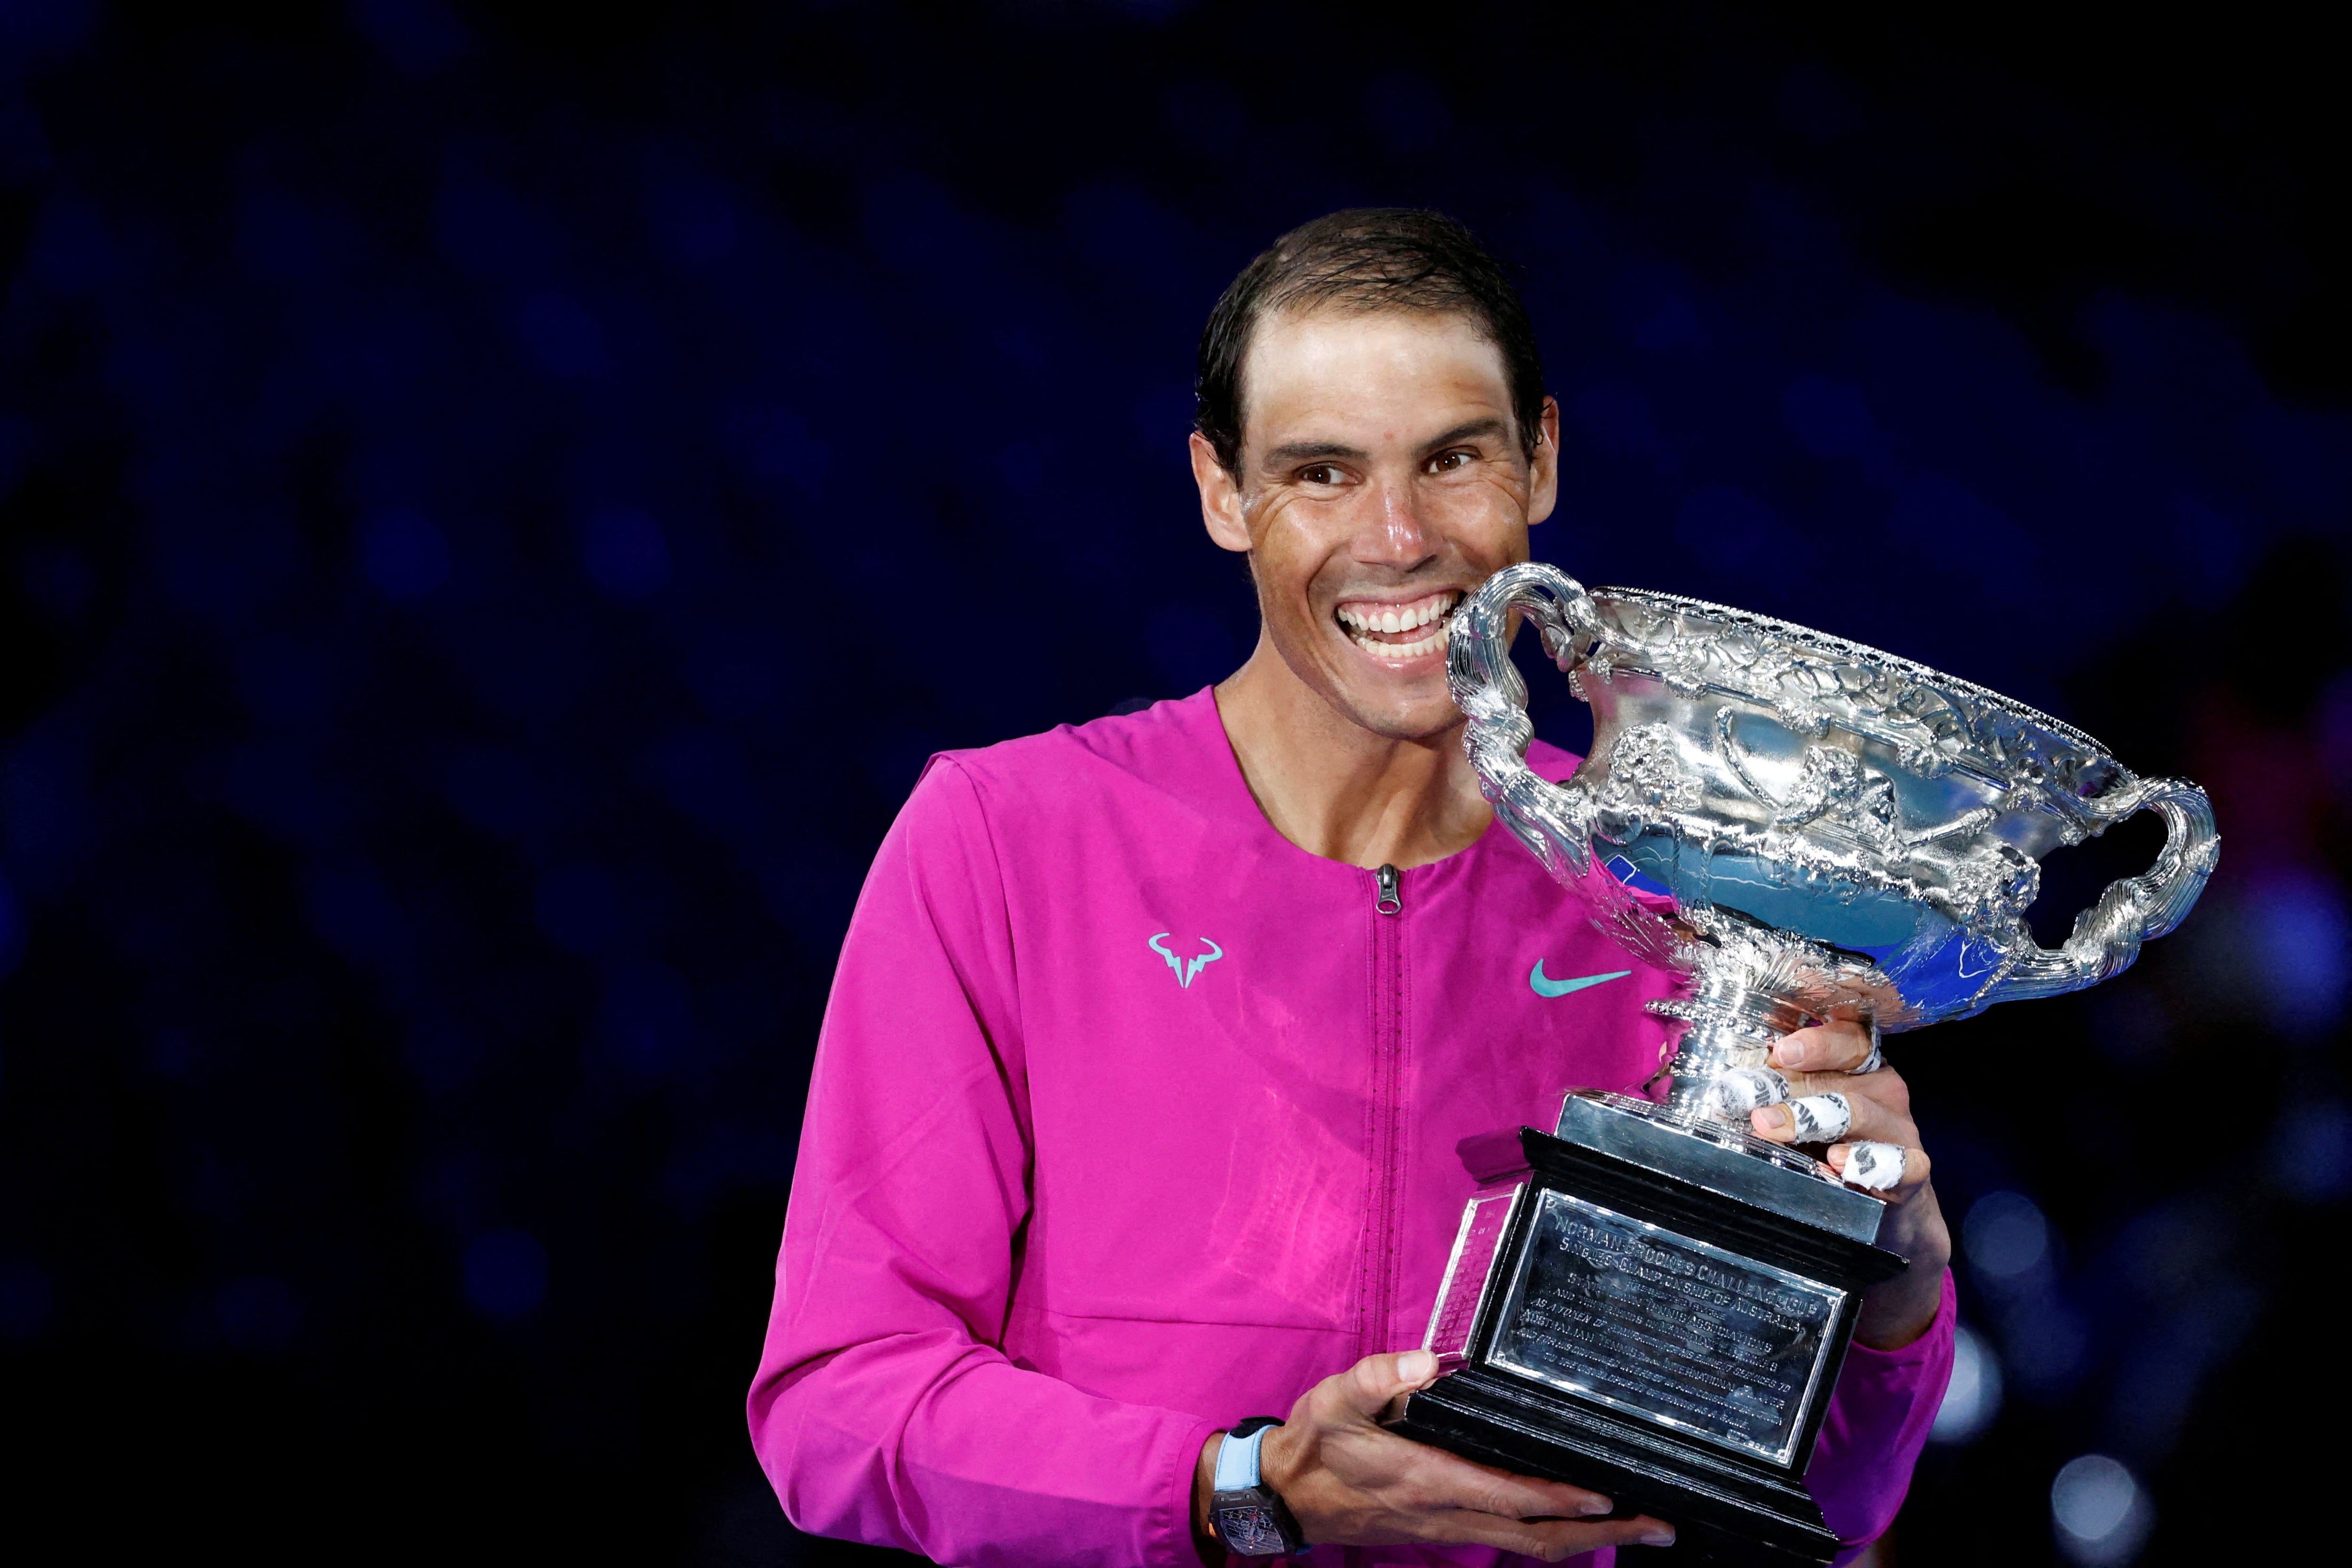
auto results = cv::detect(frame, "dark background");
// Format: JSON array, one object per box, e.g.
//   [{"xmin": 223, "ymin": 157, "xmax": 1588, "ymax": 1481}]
[{"xmin": 2, "ymin": 3, "xmax": 2346, "ymax": 1564}]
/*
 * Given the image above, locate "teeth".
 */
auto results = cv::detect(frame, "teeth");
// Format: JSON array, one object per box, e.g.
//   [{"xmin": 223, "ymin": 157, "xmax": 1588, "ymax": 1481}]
[
  {"xmin": 1347, "ymin": 623, "xmax": 1452, "ymax": 661},
  {"xmin": 1335, "ymin": 591, "xmax": 1465, "ymax": 661},
  {"xmin": 1335, "ymin": 591, "xmax": 1461, "ymax": 633}
]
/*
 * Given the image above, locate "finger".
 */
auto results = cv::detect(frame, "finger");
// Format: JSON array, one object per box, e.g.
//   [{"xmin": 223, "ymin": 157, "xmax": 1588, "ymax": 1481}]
[
  {"xmin": 1413, "ymin": 1511, "xmax": 1677, "ymax": 1561},
  {"xmin": 1769, "ymin": 1018, "xmax": 1875, "ymax": 1074},
  {"xmin": 1752, "ymin": 1085, "xmax": 1913, "ymax": 1147},
  {"xmin": 1770, "ymin": 1061, "xmax": 1913, "ymax": 1115},
  {"xmin": 1332, "ymin": 1349, "xmax": 1441, "ymax": 1418},
  {"xmin": 1752, "ymin": 1091, "xmax": 1851, "ymax": 1144},
  {"xmin": 1707, "ymin": 1065, "xmax": 1788, "ymax": 1117},
  {"xmin": 1396, "ymin": 1448, "xmax": 1617, "ymax": 1522},
  {"xmin": 1828, "ymin": 1141, "xmax": 1930, "ymax": 1193}
]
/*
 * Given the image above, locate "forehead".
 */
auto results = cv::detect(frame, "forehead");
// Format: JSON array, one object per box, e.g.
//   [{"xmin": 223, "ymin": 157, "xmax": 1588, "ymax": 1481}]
[{"xmin": 1240, "ymin": 307, "xmax": 1512, "ymax": 446}]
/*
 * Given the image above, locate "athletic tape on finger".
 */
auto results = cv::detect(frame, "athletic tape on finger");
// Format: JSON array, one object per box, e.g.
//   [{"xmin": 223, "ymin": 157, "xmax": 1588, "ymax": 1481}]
[
  {"xmin": 1786, "ymin": 1093, "xmax": 1852, "ymax": 1143},
  {"xmin": 1840, "ymin": 1141, "xmax": 1906, "ymax": 1190},
  {"xmin": 1708, "ymin": 1067, "xmax": 1788, "ymax": 1116},
  {"xmin": 1855, "ymin": 1016, "xmax": 1886, "ymax": 1075}
]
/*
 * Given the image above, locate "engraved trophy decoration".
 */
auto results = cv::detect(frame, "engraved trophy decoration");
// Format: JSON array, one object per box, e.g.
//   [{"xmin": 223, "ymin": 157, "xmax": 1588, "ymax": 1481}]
[{"xmin": 1386, "ymin": 564, "xmax": 2218, "ymax": 1565}]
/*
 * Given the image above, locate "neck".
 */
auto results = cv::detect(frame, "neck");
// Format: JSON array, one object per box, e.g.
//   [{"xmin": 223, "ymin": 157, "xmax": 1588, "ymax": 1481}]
[{"xmin": 1213, "ymin": 635, "xmax": 1493, "ymax": 869}]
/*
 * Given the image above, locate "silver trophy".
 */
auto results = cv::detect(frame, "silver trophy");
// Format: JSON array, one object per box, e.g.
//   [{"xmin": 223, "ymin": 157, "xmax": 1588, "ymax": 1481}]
[
  {"xmin": 1453, "ymin": 562, "xmax": 2217, "ymax": 1153},
  {"xmin": 1387, "ymin": 563, "xmax": 2217, "ymax": 1566}
]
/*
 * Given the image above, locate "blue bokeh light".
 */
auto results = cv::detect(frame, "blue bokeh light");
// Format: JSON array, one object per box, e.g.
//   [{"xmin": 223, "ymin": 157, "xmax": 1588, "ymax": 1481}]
[{"xmin": 1929, "ymin": 1322, "xmax": 2003, "ymax": 1445}]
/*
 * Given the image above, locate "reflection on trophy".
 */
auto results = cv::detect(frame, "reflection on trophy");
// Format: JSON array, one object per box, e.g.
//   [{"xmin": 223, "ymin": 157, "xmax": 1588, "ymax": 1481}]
[{"xmin": 1386, "ymin": 564, "xmax": 2218, "ymax": 1565}]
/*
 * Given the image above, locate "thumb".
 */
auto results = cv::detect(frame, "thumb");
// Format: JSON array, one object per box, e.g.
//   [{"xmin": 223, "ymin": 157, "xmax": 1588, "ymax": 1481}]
[{"xmin": 1337, "ymin": 1348, "xmax": 1440, "ymax": 1416}]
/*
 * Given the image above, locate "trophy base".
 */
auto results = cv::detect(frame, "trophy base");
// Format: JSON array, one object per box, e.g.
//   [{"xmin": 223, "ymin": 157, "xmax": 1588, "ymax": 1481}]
[
  {"xmin": 1389, "ymin": 1369, "xmax": 1838, "ymax": 1566},
  {"xmin": 1388, "ymin": 1104, "xmax": 1907, "ymax": 1567}
]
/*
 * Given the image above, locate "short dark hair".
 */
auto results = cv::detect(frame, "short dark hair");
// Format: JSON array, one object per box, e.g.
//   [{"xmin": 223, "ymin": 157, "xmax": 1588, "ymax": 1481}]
[{"xmin": 1194, "ymin": 208, "xmax": 1546, "ymax": 475}]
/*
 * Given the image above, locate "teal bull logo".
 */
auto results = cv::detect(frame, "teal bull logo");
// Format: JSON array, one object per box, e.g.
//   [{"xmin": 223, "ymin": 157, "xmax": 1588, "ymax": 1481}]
[{"xmin": 1148, "ymin": 933, "xmax": 1224, "ymax": 989}]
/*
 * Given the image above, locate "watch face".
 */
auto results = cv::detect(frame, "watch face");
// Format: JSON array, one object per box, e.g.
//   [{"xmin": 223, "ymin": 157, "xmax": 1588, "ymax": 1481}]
[{"xmin": 1216, "ymin": 1500, "xmax": 1292, "ymax": 1557}]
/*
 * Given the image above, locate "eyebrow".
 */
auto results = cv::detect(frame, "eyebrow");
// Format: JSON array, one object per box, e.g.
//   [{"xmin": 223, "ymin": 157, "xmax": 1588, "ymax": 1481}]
[
  {"xmin": 1258, "ymin": 418, "xmax": 1512, "ymax": 470},
  {"xmin": 1420, "ymin": 417, "xmax": 1511, "ymax": 452},
  {"xmin": 1261, "ymin": 439, "xmax": 1368, "ymax": 467}
]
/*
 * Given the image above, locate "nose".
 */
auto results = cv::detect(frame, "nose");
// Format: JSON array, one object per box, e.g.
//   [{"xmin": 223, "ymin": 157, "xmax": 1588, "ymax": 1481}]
[{"xmin": 1354, "ymin": 474, "xmax": 1438, "ymax": 573}]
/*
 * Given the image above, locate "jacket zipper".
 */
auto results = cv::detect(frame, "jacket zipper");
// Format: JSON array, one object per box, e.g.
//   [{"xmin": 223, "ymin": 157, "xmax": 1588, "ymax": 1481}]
[{"xmin": 1362, "ymin": 864, "xmax": 1405, "ymax": 1359}]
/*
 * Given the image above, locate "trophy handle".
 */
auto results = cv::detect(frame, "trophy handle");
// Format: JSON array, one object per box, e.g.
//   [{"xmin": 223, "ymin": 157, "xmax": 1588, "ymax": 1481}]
[
  {"xmin": 1986, "ymin": 777, "xmax": 2220, "ymax": 1004},
  {"xmin": 1449, "ymin": 563, "xmax": 1610, "ymax": 881}
]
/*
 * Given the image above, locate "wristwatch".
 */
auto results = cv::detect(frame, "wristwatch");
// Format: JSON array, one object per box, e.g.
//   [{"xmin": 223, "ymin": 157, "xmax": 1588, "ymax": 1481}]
[{"xmin": 1209, "ymin": 1417, "xmax": 1305, "ymax": 1557}]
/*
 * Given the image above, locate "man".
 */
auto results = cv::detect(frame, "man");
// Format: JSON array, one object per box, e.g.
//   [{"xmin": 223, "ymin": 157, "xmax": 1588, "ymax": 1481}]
[{"xmin": 750, "ymin": 210, "xmax": 1953, "ymax": 1566}]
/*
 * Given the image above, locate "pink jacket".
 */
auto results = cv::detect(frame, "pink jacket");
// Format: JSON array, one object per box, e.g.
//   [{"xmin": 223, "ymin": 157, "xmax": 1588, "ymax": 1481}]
[{"xmin": 750, "ymin": 691, "xmax": 1953, "ymax": 1567}]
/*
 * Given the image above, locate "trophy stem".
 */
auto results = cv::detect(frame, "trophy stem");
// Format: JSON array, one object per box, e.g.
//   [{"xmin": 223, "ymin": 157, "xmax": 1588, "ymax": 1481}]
[
  {"xmin": 1653, "ymin": 965, "xmax": 1817, "ymax": 1124},
  {"xmin": 1629, "ymin": 927, "xmax": 1849, "ymax": 1180}
]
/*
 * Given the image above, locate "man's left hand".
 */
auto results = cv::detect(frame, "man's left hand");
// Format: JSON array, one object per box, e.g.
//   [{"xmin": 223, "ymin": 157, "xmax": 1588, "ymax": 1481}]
[{"xmin": 1748, "ymin": 1017, "xmax": 1950, "ymax": 1350}]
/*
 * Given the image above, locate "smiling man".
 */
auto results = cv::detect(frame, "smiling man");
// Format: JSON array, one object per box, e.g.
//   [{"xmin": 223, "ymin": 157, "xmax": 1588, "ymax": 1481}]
[{"xmin": 750, "ymin": 210, "xmax": 1954, "ymax": 1567}]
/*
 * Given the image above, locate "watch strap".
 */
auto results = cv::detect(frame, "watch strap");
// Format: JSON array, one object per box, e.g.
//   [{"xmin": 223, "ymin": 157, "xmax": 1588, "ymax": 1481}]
[{"xmin": 1213, "ymin": 1421, "xmax": 1270, "ymax": 1491}]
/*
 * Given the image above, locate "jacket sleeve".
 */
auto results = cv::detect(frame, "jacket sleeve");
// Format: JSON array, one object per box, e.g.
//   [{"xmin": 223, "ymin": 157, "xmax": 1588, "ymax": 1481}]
[
  {"xmin": 747, "ymin": 758, "xmax": 1219, "ymax": 1568},
  {"xmin": 1808, "ymin": 1271, "xmax": 1957, "ymax": 1557}
]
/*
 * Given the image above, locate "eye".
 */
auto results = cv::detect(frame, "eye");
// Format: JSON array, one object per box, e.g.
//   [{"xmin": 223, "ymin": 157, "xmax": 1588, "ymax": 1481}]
[
  {"xmin": 1427, "ymin": 450, "xmax": 1472, "ymax": 473},
  {"xmin": 1300, "ymin": 464, "xmax": 1342, "ymax": 486}
]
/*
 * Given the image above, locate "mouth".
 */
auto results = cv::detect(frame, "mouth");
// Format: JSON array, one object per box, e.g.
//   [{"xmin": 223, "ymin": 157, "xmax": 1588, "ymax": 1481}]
[{"xmin": 1334, "ymin": 589, "xmax": 1463, "ymax": 664}]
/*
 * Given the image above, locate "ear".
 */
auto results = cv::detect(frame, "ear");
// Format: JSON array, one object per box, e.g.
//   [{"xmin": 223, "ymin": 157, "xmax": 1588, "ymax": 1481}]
[
  {"xmin": 1191, "ymin": 432, "xmax": 1252, "ymax": 554},
  {"xmin": 1526, "ymin": 395, "xmax": 1561, "ymax": 527}
]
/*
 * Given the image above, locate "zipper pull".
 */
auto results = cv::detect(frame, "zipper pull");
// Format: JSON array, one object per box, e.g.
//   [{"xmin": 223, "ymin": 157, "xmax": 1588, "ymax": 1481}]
[{"xmin": 1375, "ymin": 863, "xmax": 1401, "ymax": 915}]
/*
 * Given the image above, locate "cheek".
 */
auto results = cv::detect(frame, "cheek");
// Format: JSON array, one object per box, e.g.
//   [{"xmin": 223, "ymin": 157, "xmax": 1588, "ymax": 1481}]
[
  {"xmin": 1250, "ymin": 500, "xmax": 1354, "ymax": 584},
  {"xmin": 1246, "ymin": 526, "xmax": 1313, "ymax": 598},
  {"xmin": 1431, "ymin": 482, "xmax": 1529, "ymax": 557}
]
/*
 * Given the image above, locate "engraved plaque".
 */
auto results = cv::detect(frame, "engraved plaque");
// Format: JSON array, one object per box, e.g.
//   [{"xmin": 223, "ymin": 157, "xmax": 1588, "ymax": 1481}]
[
  {"xmin": 1484, "ymin": 1190, "xmax": 1845, "ymax": 1466},
  {"xmin": 1424, "ymin": 1186, "xmax": 1524, "ymax": 1363}
]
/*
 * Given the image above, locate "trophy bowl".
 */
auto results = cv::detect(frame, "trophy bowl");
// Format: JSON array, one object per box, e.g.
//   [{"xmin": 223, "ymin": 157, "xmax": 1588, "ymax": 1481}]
[{"xmin": 1449, "ymin": 563, "xmax": 2220, "ymax": 1162}]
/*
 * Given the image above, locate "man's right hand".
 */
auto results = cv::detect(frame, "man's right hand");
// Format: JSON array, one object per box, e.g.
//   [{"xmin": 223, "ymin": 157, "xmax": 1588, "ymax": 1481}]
[{"xmin": 1221, "ymin": 1349, "xmax": 1677, "ymax": 1561}]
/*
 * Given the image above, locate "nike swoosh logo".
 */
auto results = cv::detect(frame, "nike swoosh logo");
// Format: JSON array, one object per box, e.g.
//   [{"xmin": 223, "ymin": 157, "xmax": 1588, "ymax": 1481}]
[{"xmin": 1530, "ymin": 962, "xmax": 1633, "ymax": 999}]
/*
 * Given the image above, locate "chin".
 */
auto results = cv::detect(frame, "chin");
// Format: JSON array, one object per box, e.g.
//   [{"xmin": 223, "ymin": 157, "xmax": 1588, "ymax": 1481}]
[{"xmin": 1330, "ymin": 679, "xmax": 1462, "ymax": 743}]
